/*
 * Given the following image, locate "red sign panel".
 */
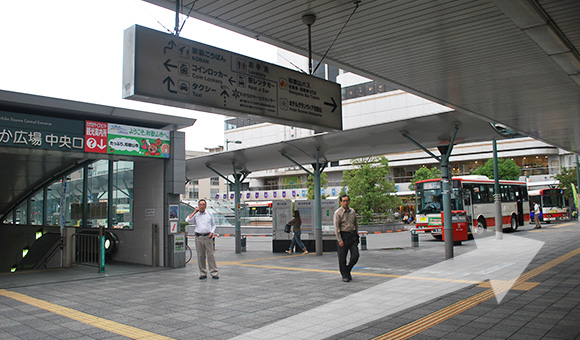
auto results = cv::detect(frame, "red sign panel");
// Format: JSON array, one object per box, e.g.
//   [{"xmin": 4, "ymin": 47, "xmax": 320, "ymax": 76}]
[{"xmin": 84, "ymin": 121, "xmax": 108, "ymax": 154}]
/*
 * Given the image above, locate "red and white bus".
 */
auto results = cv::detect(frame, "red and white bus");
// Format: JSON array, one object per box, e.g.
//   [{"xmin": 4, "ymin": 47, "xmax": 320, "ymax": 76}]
[
  {"xmin": 528, "ymin": 188, "xmax": 568, "ymax": 223},
  {"xmin": 415, "ymin": 176, "xmax": 530, "ymax": 238}
]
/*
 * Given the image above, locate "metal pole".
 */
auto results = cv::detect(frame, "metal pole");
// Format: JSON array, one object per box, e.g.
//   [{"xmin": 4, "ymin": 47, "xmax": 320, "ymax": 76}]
[
  {"xmin": 234, "ymin": 171, "xmax": 241, "ymax": 254},
  {"xmin": 440, "ymin": 152, "xmax": 453, "ymax": 259},
  {"xmin": 493, "ymin": 140, "xmax": 503, "ymax": 239},
  {"xmin": 174, "ymin": 0, "xmax": 180, "ymax": 36},
  {"xmin": 573, "ymin": 155, "xmax": 580, "ymax": 221},
  {"xmin": 308, "ymin": 24, "xmax": 313, "ymax": 75},
  {"xmin": 314, "ymin": 149, "xmax": 322, "ymax": 255}
]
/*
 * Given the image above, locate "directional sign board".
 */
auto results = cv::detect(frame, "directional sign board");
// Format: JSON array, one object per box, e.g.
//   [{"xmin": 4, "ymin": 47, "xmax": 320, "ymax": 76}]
[{"xmin": 123, "ymin": 25, "xmax": 342, "ymax": 131}]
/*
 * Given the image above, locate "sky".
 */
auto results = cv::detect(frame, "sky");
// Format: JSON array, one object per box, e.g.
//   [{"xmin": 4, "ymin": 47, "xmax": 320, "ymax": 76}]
[{"xmin": 0, "ymin": 0, "xmax": 278, "ymax": 151}]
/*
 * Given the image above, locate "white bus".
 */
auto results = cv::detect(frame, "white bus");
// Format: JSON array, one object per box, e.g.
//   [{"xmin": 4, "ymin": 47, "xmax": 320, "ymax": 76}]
[
  {"xmin": 528, "ymin": 188, "xmax": 568, "ymax": 223},
  {"xmin": 415, "ymin": 176, "xmax": 530, "ymax": 239}
]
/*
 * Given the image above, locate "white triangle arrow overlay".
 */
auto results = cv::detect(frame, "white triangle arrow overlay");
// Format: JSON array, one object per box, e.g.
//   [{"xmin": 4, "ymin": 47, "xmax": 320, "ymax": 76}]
[
  {"xmin": 471, "ymin": 233, "xmax": 544, "ymax": 303},
  {"xmin": 232, "ymin": 233, "xmax": 544, "ymax": 340}
]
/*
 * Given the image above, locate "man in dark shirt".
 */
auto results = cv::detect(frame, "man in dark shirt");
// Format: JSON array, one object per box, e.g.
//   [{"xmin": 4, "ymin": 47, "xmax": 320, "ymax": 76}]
[{"xmin": 334, "ymin": 194, "xmax": 359, "ymax": 282}]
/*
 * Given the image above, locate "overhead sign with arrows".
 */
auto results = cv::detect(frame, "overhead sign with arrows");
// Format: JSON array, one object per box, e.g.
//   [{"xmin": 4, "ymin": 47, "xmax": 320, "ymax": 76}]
[{"xmin": 123, "ymin": 25, "xmax": 343, "ymax": 131}]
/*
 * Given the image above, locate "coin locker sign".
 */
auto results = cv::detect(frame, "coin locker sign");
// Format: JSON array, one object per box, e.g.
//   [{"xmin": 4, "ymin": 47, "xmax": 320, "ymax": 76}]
[{"xmin": 123, "ymin": 25, "xmax": 342, "ymax": 131}]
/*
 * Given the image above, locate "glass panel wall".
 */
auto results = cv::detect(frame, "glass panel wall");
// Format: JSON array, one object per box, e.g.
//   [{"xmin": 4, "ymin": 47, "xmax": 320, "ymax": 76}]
[
  {"xmin": 65, "ymin": 168, "xmax": 84, "ymax": 227},
  {"xmin": 46, "ymin": 180, "xmax": 63, "ymax": 226},
  {"xmin": 15, "ymin": 201, "xmax": 27, "ymax": 224},
  {"xmin": 2, "ymin": 211, "xmax": 13, "ymax": 224},
  {"xmin": 87, "ymin": 160, "xmax": 109, "ymax": 228},
  {"xmin": 3, "ymin": 159, "xmax": 136, "ymax": 229},
  {"xmin": 30, "ymin": 190, "xmax": 43, "ymax": 225},
  {"xmin": 112, "ymin": 160, "xmax": 133, "ymax": 229}
]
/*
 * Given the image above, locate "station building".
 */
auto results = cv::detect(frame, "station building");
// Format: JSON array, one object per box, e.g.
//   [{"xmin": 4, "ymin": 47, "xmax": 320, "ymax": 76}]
[{"xmin": 0, "ymin": 90, "xmax": 194, "ymax": 272}]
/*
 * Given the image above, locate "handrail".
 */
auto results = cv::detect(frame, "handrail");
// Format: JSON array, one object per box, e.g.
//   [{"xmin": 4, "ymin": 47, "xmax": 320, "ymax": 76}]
[{"xmin": 72, "ymin": 233, "xmax": 101, "ymax": 268}]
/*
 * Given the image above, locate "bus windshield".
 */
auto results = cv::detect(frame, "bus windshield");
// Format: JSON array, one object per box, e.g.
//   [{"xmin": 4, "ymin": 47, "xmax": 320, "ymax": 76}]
[
  {"xmin": 542, "ymin": 190, "xmax": 565, "ymax": 208},
  {"xmin": 416, "ymin": 181, "xmax": 462, "ymax": 214}
]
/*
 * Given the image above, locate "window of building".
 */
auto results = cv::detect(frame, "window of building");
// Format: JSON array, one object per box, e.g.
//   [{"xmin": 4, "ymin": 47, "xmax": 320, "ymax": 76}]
[
  {"xmin": 210, "ymin": 188, "xmax": 220, "ymax": 198},
  {"xmin": 210, "ymin": 177, "xmax": 220, "ymax": 186}
]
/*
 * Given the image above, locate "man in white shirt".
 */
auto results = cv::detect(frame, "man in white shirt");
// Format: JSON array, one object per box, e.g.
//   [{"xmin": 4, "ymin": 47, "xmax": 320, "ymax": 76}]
[
  {"xmin": 533, "ymin": 201, "xmax": 542, "ymax": 229},
  {"xmin": 185, "ymin": 199, "xmax": 219, "ymax": 279}
]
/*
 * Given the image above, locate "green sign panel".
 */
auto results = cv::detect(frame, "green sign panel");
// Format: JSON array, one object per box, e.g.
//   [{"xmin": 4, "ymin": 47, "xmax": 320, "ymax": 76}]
[{"xmin": 107, "ymin": 123, "xmax": 170, "ymax": 158}]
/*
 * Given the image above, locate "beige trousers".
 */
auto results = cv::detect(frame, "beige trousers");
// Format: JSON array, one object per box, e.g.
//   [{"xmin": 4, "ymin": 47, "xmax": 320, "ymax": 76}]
[{"xmin": 195, "ymin": 235, "xmax": 218, "ymax": 277}]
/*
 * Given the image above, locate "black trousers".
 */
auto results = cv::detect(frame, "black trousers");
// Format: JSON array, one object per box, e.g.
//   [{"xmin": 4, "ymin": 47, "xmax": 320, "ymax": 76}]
[{"xmin": 337, "ymin": 231, "xmax": 360, "ymax": 279}]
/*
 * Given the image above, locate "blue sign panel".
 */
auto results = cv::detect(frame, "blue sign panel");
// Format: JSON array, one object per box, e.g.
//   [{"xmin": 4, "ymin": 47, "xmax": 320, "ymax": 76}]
[{"xmin": 0, "ymin": 111, "xmax": 84, "ymax": 152}]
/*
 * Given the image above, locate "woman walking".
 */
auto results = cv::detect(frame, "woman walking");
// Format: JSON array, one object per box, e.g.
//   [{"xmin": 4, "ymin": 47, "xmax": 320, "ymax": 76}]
[{"xmin": 285, "ymin": 210, "xmax": 308, "ymax": 254}]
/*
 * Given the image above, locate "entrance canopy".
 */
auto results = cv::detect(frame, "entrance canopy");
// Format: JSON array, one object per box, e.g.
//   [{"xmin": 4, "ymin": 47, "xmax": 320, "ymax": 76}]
[
  {"xmin": 0, "ymin": 90, "xmax": 196, "ymax": 216},
  {"xmin": 186, "ymin": 110, "xmax": 503, "ymax": 180}
]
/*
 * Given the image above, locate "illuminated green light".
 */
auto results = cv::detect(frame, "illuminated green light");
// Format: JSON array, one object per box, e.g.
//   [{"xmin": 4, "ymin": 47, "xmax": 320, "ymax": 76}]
[
  {"xmin": 11, "ymin": 266, "xmax": 16, "ymax": 273},
  {"xmin": 22, "ymin": 248, "xmax": 29, "ymax": 258},
  {"xmin": 36, "ymin": 231, "xmax": 43, "ymax": 239}
]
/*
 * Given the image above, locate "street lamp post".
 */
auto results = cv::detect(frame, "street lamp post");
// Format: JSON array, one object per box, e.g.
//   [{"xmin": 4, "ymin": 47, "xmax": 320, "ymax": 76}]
[{"xmin": 225, "ymin": 139, "xmax": 242, "ymax": 151}]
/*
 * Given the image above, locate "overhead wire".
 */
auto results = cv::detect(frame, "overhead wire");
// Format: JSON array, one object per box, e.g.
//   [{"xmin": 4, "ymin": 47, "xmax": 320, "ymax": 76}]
[
  {"xmin": 132, "ymin": 0, "xmax": 173, "ymax": 34},
  {"xmin": 312, "ymin": 1, "xmax": 360, "ymax": 74},
  {"xmin": 177, "ymin": 1, "xmax": 198, "ymax": 35}
]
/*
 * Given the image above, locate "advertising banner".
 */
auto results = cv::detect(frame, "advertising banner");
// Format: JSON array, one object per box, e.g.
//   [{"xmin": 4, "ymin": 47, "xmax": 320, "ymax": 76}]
[{"xmin": 85, "ymin": 121, "xmax": 171, "ymax": 158}]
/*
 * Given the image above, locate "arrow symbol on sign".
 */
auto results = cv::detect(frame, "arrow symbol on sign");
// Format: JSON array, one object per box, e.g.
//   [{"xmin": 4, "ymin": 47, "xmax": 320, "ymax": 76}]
[
  {"xmin": 97, "ymin": 140, "xmax": 106, "ymax": 150},
  {"xmin": 228, "ymin": 77, "xmax": 236, "ymax": 86},
  {"xmin": 221, "ymin": 89, "xmax": 229, "ymax": 97},
  {"xmin": 163, "ymin": 59, "xmax": 177, "ymax": 72},
  {"xmin": 163, "ymin": 40, "xmax": 176, "ymax": 54},
  {"xmin": 232, "ymin": 234, "xmax": 544, "ymax": 340},
  {"xmin": 163, "ymin": 76, "xmax": 177, "ymax": 93},
  {"xmin": 324, "ymin": 97, "xmax": 338, "ymax": 113}
]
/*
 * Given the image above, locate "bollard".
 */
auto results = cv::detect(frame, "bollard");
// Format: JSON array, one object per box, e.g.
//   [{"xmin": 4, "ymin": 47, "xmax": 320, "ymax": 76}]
[
  {"xmin": 241, "ymin": 235, "xmax": 246, "ymax": 252},
  {"xmin": 411, "ymin": 230, "xmax": 419, "ymax": 248},
  {"xmin": 360, "ymin": 232, "xmax": 367, "ymax": 250}
]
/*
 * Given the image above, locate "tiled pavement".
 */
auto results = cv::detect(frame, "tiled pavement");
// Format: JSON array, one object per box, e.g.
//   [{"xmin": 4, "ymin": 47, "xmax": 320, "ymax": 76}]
[{"xmin": 1, "ymin": 221, "xmax": 579, "ymax": 339}]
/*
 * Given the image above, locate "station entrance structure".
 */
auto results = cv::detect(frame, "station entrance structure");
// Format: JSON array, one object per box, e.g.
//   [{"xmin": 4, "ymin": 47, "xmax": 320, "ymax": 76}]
[{"xmin": 0, "ymin": 90, "xmax": 195, "ymax": 272}]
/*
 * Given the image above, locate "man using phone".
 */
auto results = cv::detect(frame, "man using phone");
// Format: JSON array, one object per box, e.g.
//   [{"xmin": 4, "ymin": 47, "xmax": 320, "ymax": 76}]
[{"xmin": 185, "ymin": 199, "xmax": 219, "ymax": 279}]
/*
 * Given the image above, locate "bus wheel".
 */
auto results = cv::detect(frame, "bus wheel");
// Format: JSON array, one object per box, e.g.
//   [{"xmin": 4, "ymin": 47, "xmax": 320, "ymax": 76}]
[
  {"xmin": 475, "ymin": 219, "xmax": 486, "ymax": 234},
  {"xmin": 510, "ymin": 215, "xmax": 518, "ymax": 231}
]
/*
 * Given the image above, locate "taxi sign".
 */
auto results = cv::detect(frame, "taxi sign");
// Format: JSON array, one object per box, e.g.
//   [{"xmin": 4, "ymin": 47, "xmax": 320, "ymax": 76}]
[{"xmin": 123, "ymin": 25, "xmax": 342, "ymax": 131}]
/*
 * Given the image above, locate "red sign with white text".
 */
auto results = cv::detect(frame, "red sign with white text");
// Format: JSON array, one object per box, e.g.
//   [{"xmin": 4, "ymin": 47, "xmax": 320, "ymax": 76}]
[{"xmin": 84, "ymin": 121, "xmax": 108, "ymax": 153}]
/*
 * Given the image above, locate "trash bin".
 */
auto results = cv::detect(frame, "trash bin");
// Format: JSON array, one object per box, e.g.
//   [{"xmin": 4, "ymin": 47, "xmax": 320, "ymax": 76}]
[
  {"xmin": 411, "ymin": 230, "xmax": 419, "ymax": 247},
  {"xmin": 359, "ymin": 231, "xmax": 367, "ymax": 250},
  {"xmin": 241, "ymin": 235, "xmax": 246, "ymax": 252}
]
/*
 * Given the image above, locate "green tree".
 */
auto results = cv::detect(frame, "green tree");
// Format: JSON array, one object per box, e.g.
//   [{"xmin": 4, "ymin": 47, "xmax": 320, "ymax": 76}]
[
  {"xmin": 555, "ymin": 167, "xmax": 578, "ymax": 201},
  {"xmin": 305, "ymin": 172, "xmax": 328, "ymax": 200},
  {"xmin": 341, "ymin": 156, "xmax": 402, "ymax": 224},
  {"xmin": 472, "ymin": 158, "xmax": 520, "ymax": 180},
  {"xmin": 409, "ymin": 166, "xmax": 441, "ymax": 191}
]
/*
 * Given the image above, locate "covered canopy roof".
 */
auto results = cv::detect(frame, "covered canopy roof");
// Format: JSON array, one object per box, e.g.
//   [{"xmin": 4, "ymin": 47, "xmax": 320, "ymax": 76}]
[
  {"xmin": 186, "ymin": 110, "xmax": 504, "ymax": 180},
  {"xmin": 149, "ymin": 0, "xmax": 580, "ymax": 153}
]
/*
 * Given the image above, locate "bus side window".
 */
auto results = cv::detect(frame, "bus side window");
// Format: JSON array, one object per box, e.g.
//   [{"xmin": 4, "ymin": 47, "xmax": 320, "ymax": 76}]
[
  {"xmin": 487, "ymin": 184, "xmax": 494, "ymax": 203},
  {"xmin": 472, "ymin": 185, "xmax": 481, "ymax": 203},
  {"xmin": 500, "ymin": 185, "xmax": 507, "ymax": 202},
  {"xmin": 509, "ymin": 187, "xmax": 516, "ymax": 202}
]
